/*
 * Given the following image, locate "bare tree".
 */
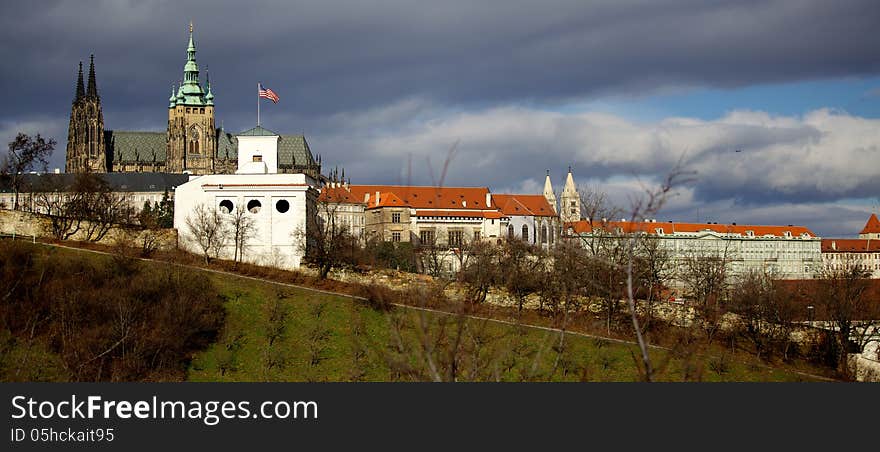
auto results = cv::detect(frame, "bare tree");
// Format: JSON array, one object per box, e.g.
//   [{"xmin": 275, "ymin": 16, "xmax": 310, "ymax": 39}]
[
  {"xmin": 185, "ymin": 203, "xmax": 226, "ymax": 263},
  {"xmin": 1, "ymin": 133, "xmax": 55, "ymax": 210},
  {"xmin": 634, "ymin": 233, "xmax": 675, "ymax": 329},
  {"xmin": 415, "ymin": 230, "xmax": 448, "ymax": 278},
  {"xmin": 499, "ymin": 239, "xmax": 544, "ymax": 313},
  {"xmin": 33, "ymin": 177, "xmax": 82, "ymax": 240},
  {"xmin": 811, "ymin": 263, "xmax": 879, "ymax": 374},
  {"xmin": 229, "ymin": 204, "xmax": 256, "ymax": 269},
  {"xmin": 458, "ymin": 240, "xmax": 501, "ymax": 303},
  {"xmin": 678, "ymin": 240, "xmax": 736, "ymax": 345},
  {"xmin": 729, "ymin": 269, "xmax": 799, "ymax": 361},
  {"xmin": 72, "ymin": 174, "xmax": 134, "ymax": 242},
  {"xmin": 300, "ymin": 198, "xmax": 361, "ymax": 279}
]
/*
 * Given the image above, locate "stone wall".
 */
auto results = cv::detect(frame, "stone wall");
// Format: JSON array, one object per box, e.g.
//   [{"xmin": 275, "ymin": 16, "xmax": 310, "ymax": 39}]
[{"xmin": 0, "ymin": 208, "xmax": 177, "ymax": 250}]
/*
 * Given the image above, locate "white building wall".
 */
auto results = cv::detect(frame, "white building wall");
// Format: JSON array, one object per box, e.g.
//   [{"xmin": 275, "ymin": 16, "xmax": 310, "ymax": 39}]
[
  {"xmin": 236, "ymin": 135, "xmax": 280, "ymax": 174},
  {"xmin": 174, "ymin": 173, "xmax": 315, "ymax": 269}
]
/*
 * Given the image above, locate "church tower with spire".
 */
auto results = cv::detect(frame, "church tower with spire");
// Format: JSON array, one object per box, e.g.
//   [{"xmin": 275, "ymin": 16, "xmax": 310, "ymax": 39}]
[
  {"xmin": 543, "ymin": 170, "xmax": 557, "ymax": 215},
  {"xmin": 65, "ymin": 55, "xmax": 106, "ymax": 173},
  {"xmin": 166, "ymin": 22, "xmax": 216, "ymax": 174},
  {"xmin": 560, "ymin": 167, "xmax": 580, "ymax": 223}
]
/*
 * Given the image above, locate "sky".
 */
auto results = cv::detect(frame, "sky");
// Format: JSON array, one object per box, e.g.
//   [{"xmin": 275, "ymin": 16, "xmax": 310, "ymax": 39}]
[{"xmin": 1, "ymin": 0, "xmax": 878, "ymax": 237}]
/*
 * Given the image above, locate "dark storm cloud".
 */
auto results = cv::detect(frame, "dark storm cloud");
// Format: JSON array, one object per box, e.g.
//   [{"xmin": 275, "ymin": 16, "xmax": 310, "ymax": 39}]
[
  {"xmin": 1, "ymin": 1, "xmax": 879, "ymax": 236},
  {"xmin": 2, "ymin": 0, "xmax": 879, "ymax": 122}
]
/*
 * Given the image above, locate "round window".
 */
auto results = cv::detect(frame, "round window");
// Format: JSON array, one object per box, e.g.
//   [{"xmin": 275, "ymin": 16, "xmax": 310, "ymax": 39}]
[
  {"xmin": 219, "ymin": 199, "xmax": 234, "ymax": 214},
  {"xmin": 247, "ymin": 199, "xmax": 262, "ymax": 214},
  {"xmin": 275, "ymin": 199, "xmax": 290, "ymax": 213}
]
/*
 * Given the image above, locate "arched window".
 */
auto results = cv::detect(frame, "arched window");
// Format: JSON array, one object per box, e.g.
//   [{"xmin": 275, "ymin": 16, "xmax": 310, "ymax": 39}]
[
  {"xmin": 508, "ymin": 224, "xmax": 514, "ymax": 240},
  {"xmin": 189, "ymin": 126, "xmax": 201, "ymax": 155},
  {"xmin": 541, "ymin": 225, "xmax": 547, "ymax": 244},
  {"xmin": 522, "ymin": 225, "xmax": 529, "ymax": 242},
  {"xmin": 247, "ymin": 199, "xmax": 262, "ymax": 214}
]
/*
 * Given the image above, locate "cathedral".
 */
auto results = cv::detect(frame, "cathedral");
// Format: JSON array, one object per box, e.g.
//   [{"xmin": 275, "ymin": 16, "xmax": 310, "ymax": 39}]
[{"xmin": 65, "ymin": 24, "xmax": 322, "ymax": 179}]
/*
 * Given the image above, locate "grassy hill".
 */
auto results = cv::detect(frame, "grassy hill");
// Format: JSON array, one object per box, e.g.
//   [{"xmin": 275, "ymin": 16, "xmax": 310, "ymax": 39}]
[
  {"xmin": 189, "ymin": 268, "xmax": 823, "ymax": 382},
  {"xmin": 0, "ymin": 240, "xmax": 828, "ymax": 382}
]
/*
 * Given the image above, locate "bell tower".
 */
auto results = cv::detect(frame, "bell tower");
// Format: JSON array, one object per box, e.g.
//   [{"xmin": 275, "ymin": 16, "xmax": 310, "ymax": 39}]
[
  {"xmin": 65, "ymin": 55, "xmax": 106, "ymax": 173},
  {"xmin": 167, "ymin": 22, "xmax": 215, "ymax": 174},
  {"xmin": 560, "ymin": 167, "xmax": 580, "ymax": 223}
]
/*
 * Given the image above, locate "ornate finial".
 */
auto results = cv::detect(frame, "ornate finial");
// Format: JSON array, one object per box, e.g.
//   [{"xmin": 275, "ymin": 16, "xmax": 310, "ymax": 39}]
[
  {"xmin": 189, "ymin": 21, "xmax": 193, "ymax": 33},
  {"xmin": 568, "ymin": 165, "xmax": 572, "ymax": 173},
  {"xmin": 546, "ymin": 169, "xmax": 550, "ymax": 176}
]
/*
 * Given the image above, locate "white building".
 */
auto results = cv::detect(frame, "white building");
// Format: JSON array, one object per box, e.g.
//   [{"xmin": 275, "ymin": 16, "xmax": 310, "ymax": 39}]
[
  {"xmin": 173, "ymin": 125, "xmax": 319, "ymax": 269},
  {"xmin": 822, "ymin": 214, "xmax": 880, "ymax": 278},
  {"xmin": 564, "ymin": 219, "xmax": 824, "ymax": 283}
]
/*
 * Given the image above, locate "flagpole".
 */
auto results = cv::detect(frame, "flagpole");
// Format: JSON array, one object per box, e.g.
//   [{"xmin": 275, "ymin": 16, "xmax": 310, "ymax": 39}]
[{"xmin": 257, "ymin": 82, "xmax": 260, "ymax": 126}]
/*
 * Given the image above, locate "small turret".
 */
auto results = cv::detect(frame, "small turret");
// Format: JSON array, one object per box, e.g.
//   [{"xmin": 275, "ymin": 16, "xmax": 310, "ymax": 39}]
[
  {"xmin": 205, "ymin": 67, "xmax": 214, "ymax": 105},
  {"xmin": 168, "ymin": 84, "xmax": 177, "ymax": 107}
]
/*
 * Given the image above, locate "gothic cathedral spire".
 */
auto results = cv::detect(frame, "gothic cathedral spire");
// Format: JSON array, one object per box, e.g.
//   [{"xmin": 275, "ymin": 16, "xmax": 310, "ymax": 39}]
[
  {"xmin": 75, "ymin": 61, "xmax": 85, "ymax": 101},
  {"xmin": 66, "ymin": 55, "xmax": 106, "ymax": 173},
  {"xmin": 86, "ymin": 54, "xmax": 98, "ymax": 98}
]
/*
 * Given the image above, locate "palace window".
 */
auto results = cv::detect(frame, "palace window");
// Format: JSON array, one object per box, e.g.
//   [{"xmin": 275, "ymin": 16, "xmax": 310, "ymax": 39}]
[
  {"xmin": 474, "ymin": 230, "xmax": 481, "ymax": 241},
  {"xmin": 420, "ymin": 230, "xmax": 435, "ymax": 245},
  {"xmin": 541, "ymin": 225, "xmax": 547, "ymax": 244},
  {"xmin": 392, "ymin": 212, "xmax": 401, "ymax": 223},
  {"xmin": 247, "ymin": 199, "xmax": 262, "ymax": 214},
  {"xmin": 508, "ymin": 224, "xmax": 514, "ymax": 240},
  {"xmin": 391, "ymin": 232, "xmax": 401, "ymax": 242},
  {"xmin": 522, "ymin": 225, "xmax": 529, "ymax": 242},
  {"xmin": 449, "ymin": 230, "xmax": 463, "ymax": 248},
  {"xmin": 275, "ymin": 199, "xmax": 290, "ymax": 213}
]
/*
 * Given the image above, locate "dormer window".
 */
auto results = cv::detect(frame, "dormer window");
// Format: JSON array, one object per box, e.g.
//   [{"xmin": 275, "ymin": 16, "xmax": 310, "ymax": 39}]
[
  {"xmin": 655, "ymin": 228, "xmax": 664, "ymax": 235},
  {"xmin": 745, "ymin": 230, "xmax": 754, "ymax": 237},
  {"xmin": 783, "ymin": 231, "xmax": 792, "ymax": 238}
]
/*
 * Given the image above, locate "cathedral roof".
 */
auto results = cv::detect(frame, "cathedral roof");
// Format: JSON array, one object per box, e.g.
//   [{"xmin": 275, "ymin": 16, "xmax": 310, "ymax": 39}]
[
  {"xmin": 278, "ymin": 135, "xmax": 317, "ymax": 168},
  {"xmin": 105, "ymin": 131, "xmax": 167, "ymax": 162}
]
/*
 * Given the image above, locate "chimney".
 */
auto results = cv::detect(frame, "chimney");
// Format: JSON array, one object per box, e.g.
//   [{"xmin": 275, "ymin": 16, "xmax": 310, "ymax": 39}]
[
  {"xmin": 832, "ymin": 241, "xmax": 836, "ymax": 251},
  {"xmin": 363, "ymin": 193, "xmax": 370, "ymax": 203},
  {"xmin": 375, "ymin": 191, "xmax": 380, "ymax": 207},
  {"xmin": 486, "ymin": 193, "xmax": 492, "ymax": 208},
  {"xmin": 462, "ymin": 200, "xmax": 467, "ymax": 208}
]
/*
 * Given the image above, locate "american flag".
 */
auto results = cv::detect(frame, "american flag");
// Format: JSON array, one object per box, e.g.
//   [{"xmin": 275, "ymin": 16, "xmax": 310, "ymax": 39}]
[{"xmin": 258, "ymin": 83, "xmax": 279, "ymax": 103}]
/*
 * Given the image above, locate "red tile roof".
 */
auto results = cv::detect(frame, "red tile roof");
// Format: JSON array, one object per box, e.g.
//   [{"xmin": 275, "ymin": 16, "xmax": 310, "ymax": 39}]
[
  {"xmin": 822, "ymin": 239, "xmax": 880, "ymax": 252},
  {"xmin": 415, "ymin": 210, "xmax": 503, "ymax": 219},
  {"xmin": 346, "ymin": 185, "xmax": 491, "ymax": 210},
  {"xmin": 491, "ymin": 194, "xmax": 556, "ymax": 217},
  {"xmin": 861, "ymin": 213, "xmax": 880, "ymax": 234},
  {"xmin": 318, "ymin": 185, "xmax": 363, "ymax": 203},
  {"xmin": 565, "ymin": 220, "xmax": 817, "ymax": 238}
]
